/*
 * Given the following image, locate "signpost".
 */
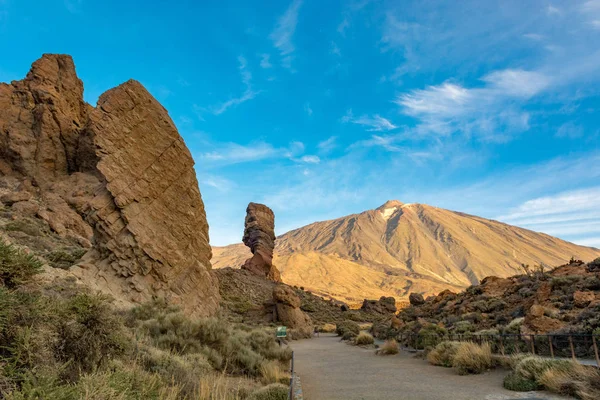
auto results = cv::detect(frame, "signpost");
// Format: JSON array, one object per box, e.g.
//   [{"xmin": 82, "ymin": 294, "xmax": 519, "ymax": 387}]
[{"xmin": 276, "ymin": 326, "xmax": 287, "ymax": 338}]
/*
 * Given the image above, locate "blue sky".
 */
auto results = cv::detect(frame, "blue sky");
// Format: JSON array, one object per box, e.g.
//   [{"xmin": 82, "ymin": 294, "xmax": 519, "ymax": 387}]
[{"xmin": 1, "ymin": 0, "xmax": 599, "ymax": 248}]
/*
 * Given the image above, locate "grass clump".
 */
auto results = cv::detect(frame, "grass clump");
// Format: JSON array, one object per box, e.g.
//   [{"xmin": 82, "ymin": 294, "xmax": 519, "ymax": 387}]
[
  {"xmin": 248, "ymin": 383, "xmax": 288, "ymax": 400},
  {"xmin": 354, "ymin": 332, "xmax": 374, "ymax": 345},
  {"xmin": 317, "ymin": 323, "xmax": 336, "ymax": 333},
  {"xmin": 416, "ymin": 324, "xmax": 447, "ymax": 349},
  {"xmin": 0, "ymin": 240, "xmax": 43, "ymax": 288},
  {"xmin": 377, "ymin": 339, "xmax": 399, "ymax": 355},
  {"xmin": 451, "ymin": 342, "xmax": 493, "ymax": 375},
  {"xmin": 427, "ymin": 341, "xmax": 461, "ymax": 367}
]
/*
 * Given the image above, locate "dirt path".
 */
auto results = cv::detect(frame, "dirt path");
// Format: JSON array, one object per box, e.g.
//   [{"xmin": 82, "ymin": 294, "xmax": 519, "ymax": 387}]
[{"xmin": 291, "ymin": 334, "xmax": 571, "ymax": 400}]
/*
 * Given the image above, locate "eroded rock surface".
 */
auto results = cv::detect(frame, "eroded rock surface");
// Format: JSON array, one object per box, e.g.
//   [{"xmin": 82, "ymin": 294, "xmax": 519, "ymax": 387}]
[
  {"xmin": 0, "ymin": 54, "xmax": 219, "ymax": 316},
  {"xmin": 241, "ymin": 202, "xmax": 281, "ymax": 281},
  {"xmin": 273, "ymin": 284, "xmax": 312, "ymax": 337}
]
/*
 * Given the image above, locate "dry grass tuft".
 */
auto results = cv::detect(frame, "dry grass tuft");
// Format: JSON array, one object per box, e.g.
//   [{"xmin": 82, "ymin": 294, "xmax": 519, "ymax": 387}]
[
  {"xmin": 427, "ymin": 341, "xmax": 461, "ymax": 367},
  {"xmin": 354, "ymin": 332, "xmax": 374, "ymax": 345},
  {"xmin": 451, "ymin": 342, "xmax": 493, "ymax": 375},
  {"xmin": 259, "ymin": 360, "xmax": 289, "ymax": 385},
  {"xmin": 317, "ymin": 323, "xmax": 336, "ymax": 333},
  {"xmin": 377, "ymin": 339, "xmax": 399, "ymax": 355}
]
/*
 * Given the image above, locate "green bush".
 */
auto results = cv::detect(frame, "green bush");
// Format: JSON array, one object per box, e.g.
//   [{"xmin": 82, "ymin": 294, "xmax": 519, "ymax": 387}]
[
  {"xmin": 336, "ymin": 321, "xmax": 360, "ymax": 339},
  {"xmin": 417, "ymin": 324, "xmax": 447, "ymax": 349},
  {"xmin": 248, "ymin": 383, "xmax": 288, "ymax": 400},
  {"xmin": 0, "ymin": 240, "xmax": 43, "ymax": 288},
  {"xmin": 503, "ymin": 371, "xmax": 539, "ymax": 391},
  {"xmin": 54, "ymin": 293, "xmax": 128, "ymax": 380}
]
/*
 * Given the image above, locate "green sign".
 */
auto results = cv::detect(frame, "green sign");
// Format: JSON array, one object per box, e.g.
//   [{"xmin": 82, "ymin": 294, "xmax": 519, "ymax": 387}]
[{"xmin": 276, "ymin": 326, "xmax": 287, "ymax": 338}]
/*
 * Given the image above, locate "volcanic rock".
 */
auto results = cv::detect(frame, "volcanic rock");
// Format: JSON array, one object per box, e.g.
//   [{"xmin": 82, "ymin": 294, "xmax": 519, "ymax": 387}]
[
  {"xmin": 573, "ymin": 291, "xmax": 595, "ymax": 308},
  {"xmin": 241, "ymin": 203, "xmax": 281, "ymax": 281},
  {"xmin": 409, "ymin": 292, "xmax": 425, "ymax": 306},
  {"xmin": 273, "ymin": 284, "xmax": 312, "ymax": 336},
  {"xmin": 0, "ymin": 54, "xmax": 220, "ymax": 316},
  {"xmin": 361, "ymin": 296, "xmax": 397, "ymax": 313}
]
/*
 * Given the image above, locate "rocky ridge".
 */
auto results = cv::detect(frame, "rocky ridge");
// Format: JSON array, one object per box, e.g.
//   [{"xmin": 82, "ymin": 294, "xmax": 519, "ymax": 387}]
[{"xmin": 0, "ymin": 54, "xmax": 219, "ymax": 316}]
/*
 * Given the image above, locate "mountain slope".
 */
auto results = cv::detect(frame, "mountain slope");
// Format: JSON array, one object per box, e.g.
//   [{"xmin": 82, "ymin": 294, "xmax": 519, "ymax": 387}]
[{"xmin": 212, "ymin": 200, "xmax": 600, "ymax": 305}]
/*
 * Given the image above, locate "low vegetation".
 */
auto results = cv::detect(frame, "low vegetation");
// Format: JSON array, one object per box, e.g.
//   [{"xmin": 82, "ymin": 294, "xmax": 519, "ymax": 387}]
[
  {"xmin": 0, "ymin": 240, "xmax": 293, "ymax": 399},
  {"xmin": 376, "ymin": 339, "xmax": 399, "ymax": 355},
  {"xmin": 451, "ymin": 342, "xmax": 493, "ymax": 375},
  {"xmin": 503, "ymin": 356, "xmax": 600, "ymax": 399},
  {"xmin": 354, "ymin": 332, "xmax": 374, "ymax": 346},
  {"xmin": 335, "ymin": 320, "xmax": 360, "ymax": 340},
  {"xmin": 427, "ymin": 341, "xmax": 461, "ymax": 367}
]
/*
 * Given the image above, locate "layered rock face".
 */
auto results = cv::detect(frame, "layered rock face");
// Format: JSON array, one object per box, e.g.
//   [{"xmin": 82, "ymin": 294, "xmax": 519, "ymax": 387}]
[
  {"xmin": 0, "ymin": 54, "xmax": 219, "ymax": 316},
  {"xmin": 241, "ymin": 203, "xmax": 281, "ymax": 281}
]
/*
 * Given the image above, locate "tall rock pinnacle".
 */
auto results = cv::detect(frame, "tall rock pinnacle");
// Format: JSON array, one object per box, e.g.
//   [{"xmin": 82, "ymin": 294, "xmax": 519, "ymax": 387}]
[{"xmin": 241, "ymin": 202, "xmax": 282, "ymax": 281}]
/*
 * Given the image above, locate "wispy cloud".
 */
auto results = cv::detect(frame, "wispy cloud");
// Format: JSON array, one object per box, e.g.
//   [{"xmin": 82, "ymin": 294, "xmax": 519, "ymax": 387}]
[
  {"xmin": 556, "ymin": 122, "xmax": 584, "ymax": 139},
  {"xmin": 341, "ymin": 109, "xmax": 398, "ymax": 131},
  {"xmin": 207, "ymin": 55, "xmax": 260, "ymax": 116},
  {"xmin": 395, "ymin": 69, "xmax": 549, "ymax": 139},
  {"xmin": 546, "ymin": 5, "xmax": 561, "ymax": 15},
  {"xmin": 497, "ymin": 187, "xmax": 600, "ymax": 247},
  {"xmin": 317, "ymin": 136, "xmax": 337, "ymax": 153},
  {"xmin": 259, "ymin": 53, "xmax": 272, "ymax": 69},
  {"xmin": 199, "ymin": 140, "xmax": 319, "ymax": 167},
  {"xmin": 270, "ymin": 0, "xmax": 303, "ymax": 69},
  {"xmin": 330, "ymin": 41, "xmax": 341, "ymax": 56},
  {"xmin": 303, "ymin": 102, "xmax": 313, "ymax": 116},
  {"xmin": 200, "ymin": 175, "xmax": 235, "ymax": 192}
]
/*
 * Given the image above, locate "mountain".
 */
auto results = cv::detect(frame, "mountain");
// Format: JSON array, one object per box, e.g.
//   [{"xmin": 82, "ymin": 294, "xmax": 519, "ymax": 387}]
[{"xmin": 212, "ymin": 200, "xmax": 600, "ymax": 305}]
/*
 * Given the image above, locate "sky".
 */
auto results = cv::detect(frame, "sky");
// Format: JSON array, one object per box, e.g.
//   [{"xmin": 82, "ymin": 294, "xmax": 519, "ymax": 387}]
[{"xmin": 1, "ymin": 0, "xmax": 599, "ymax": 248}]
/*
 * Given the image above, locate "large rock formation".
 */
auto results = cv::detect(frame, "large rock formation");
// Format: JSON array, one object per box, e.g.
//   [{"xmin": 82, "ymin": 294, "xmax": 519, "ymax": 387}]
[
  {"xmin": 241, "ymin": 202, "xmax": 281, "ymax": 281},
  {"xmin": 272, "ymin": 284, "xmax": 312, "ymax": 337},
  {"xmin": 0, "ymin": 54, "xmax": 219, "ymax": 316}
]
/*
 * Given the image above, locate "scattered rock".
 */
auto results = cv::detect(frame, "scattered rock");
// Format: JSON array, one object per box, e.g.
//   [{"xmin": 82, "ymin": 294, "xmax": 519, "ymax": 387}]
[
  {"xmin": 241, "ymin": 202, "xmax": 281, "ymax": 281},
  {"xmin": 1, "ymin": 191, "xmax": 32, "ymax": 205},
  {"xmin": 361, "ymin": 296, "xmax": 397, "ymax": 314},
  {"xmin": 10, "ymin": 201, "xmax": 39, "ymax": 216},
  {"xmin": 524, "ymin": 304, "xmax": 565, "ymax": 334},
  {"xmin": 340, "ymin": 304, "xmax": 349, "ymax": 312},
  {"xmin": 409, "ymin": 292, "xmax": 425, "ymax": 306},
  {"xmin": 573, "ymin": 291, "xmax": 595, "ymax": 308}
]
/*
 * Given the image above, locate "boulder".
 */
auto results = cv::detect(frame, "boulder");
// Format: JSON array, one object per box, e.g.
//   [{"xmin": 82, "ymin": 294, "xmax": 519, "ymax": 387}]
[
  {"xmin": 340, "ymin": 304, "xmax": 349, "ymax": 312},
  {"xmin": 273, "ymin": 285, "xmax": 312, "ymax": 336},
  {"xmin": 524, "ymin": 304, "xmax": 565, "ymax": 334},
  {"xmin": 361, "ymin": 296, "xmax": 397, "ymax": 314},
  {"xmin": 1, "ymin": 191, "xmax": 32, "ymax": 205},
  {"xmin": 573, "ymin": 291, "xmax": 595, "ymax": 308},
  {"xmin": 0, "ymin": 54, "xmax": 220, "ymax": 316},
  {"xmin": 409, "ymin": 292, "xmax": 425, "ymax": 306},
  {"xmin": 241, "ymin": 202, "xmax": 281, "ymax": 281}
]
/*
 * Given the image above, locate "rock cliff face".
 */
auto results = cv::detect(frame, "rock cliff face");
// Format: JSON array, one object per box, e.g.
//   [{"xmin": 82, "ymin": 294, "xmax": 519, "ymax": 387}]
[
  {"xmin": 241, "ymin": 202, "xmax": 281, "ymax": 281},
  {"xmin": 0, "ymin": 54, "xmax": 219, "ymax": 316}
]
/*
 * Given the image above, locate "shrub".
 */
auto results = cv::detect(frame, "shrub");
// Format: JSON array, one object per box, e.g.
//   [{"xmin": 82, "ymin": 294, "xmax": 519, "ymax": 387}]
[
  {"xmin": 427, "ymin": 341, "xmax": 461, "ymax": 367},
  {"xmin": 335, "ymin": 321, "xmax": 360, "ymax": 339},
  {"xmin": 377, "ymin": 339, "xmax": 399, "ymax": 355},
  {"xmin": 54, "ymin": 293, "xmax": 128, "ymax": 380},
  {"xmin": 260, "ymin": 360, "xmax": 289, "ymax": 385},
  {"xmin": 417, "ymin": 324, "xmax": 447, "ymax": 348},
  {"xmin": 503, "ymin": 371, "xmax": 539, "ymax": 391},
  {"xmin": 452, "ymin": 342, "xmax": 493, "ymax": 375},
  {"xmin": 513, "ymin": 357, "xmax": 572, "ymax": 382},
  {"xmin": 354, "ymin": 332, "xmax": 374, "ymax": 345},
  {"xmin": 248, "ymin": 383, "xmax": 288, "ymax": 400},
  {"xmin": 317, "ymin": 323, "xmax": 336, "ymax": 333},
  {"xmin": 0, "ymin": 240, "xmax": 43, "ymax": 288}
]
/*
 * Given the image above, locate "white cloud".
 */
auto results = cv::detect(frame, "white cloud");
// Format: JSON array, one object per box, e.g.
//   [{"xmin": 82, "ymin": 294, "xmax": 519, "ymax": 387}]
[
  {"xmin": 304, "ymin": 102, "xmax": 313, "ymax": 116},
  {"xmin": 199, "ymin": 142, "xmax": 277, "ymax": 165},
  {"xmin": 556, "ymin": 122, "xmax": 584, "ymax": 139},
  {"xmin": 547, "ymin": 5, "xmax": 561, "ymax": 15},
  {"xmin": 395, "ymin": 69, "xmax": 549, "ymax": 139},
  {"xmin": 300, "ymin": 155, "xmax": 320, "ymax": 164},
  {"xmin": 330, "ymin": 41, "xmax": 341, "ymax": 56},
  {"xmin": 523, "ymin": 33, "xmax": 544, "ymax": 41},
  {"xmin": 496, "ymin": 187, "xmax": 600, "ymax": 247},
  {"xmin": 317, "ymin": 136, "xmax": 337, "ymax": 153},
  {"xmin": 260, "ymin": 53, "xmax": 272, "ymax": 69},
  {"xmin": 200, "ymin": 175, "xmax": 235, "ymax": 192},
  {"xmin": 210, "ymin": 55, "xmax": 260, "ymax": 115},
  {"xmin": 337, "ymin": 17, "xmax": 350, "ymax": 35},
  {"xmin": 270, "ymin": 0, "xmax": 303, "ymax": 69},
  {"xmin": 342, "ymin": 109, "xmax": 398, "ymax": 131}
]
